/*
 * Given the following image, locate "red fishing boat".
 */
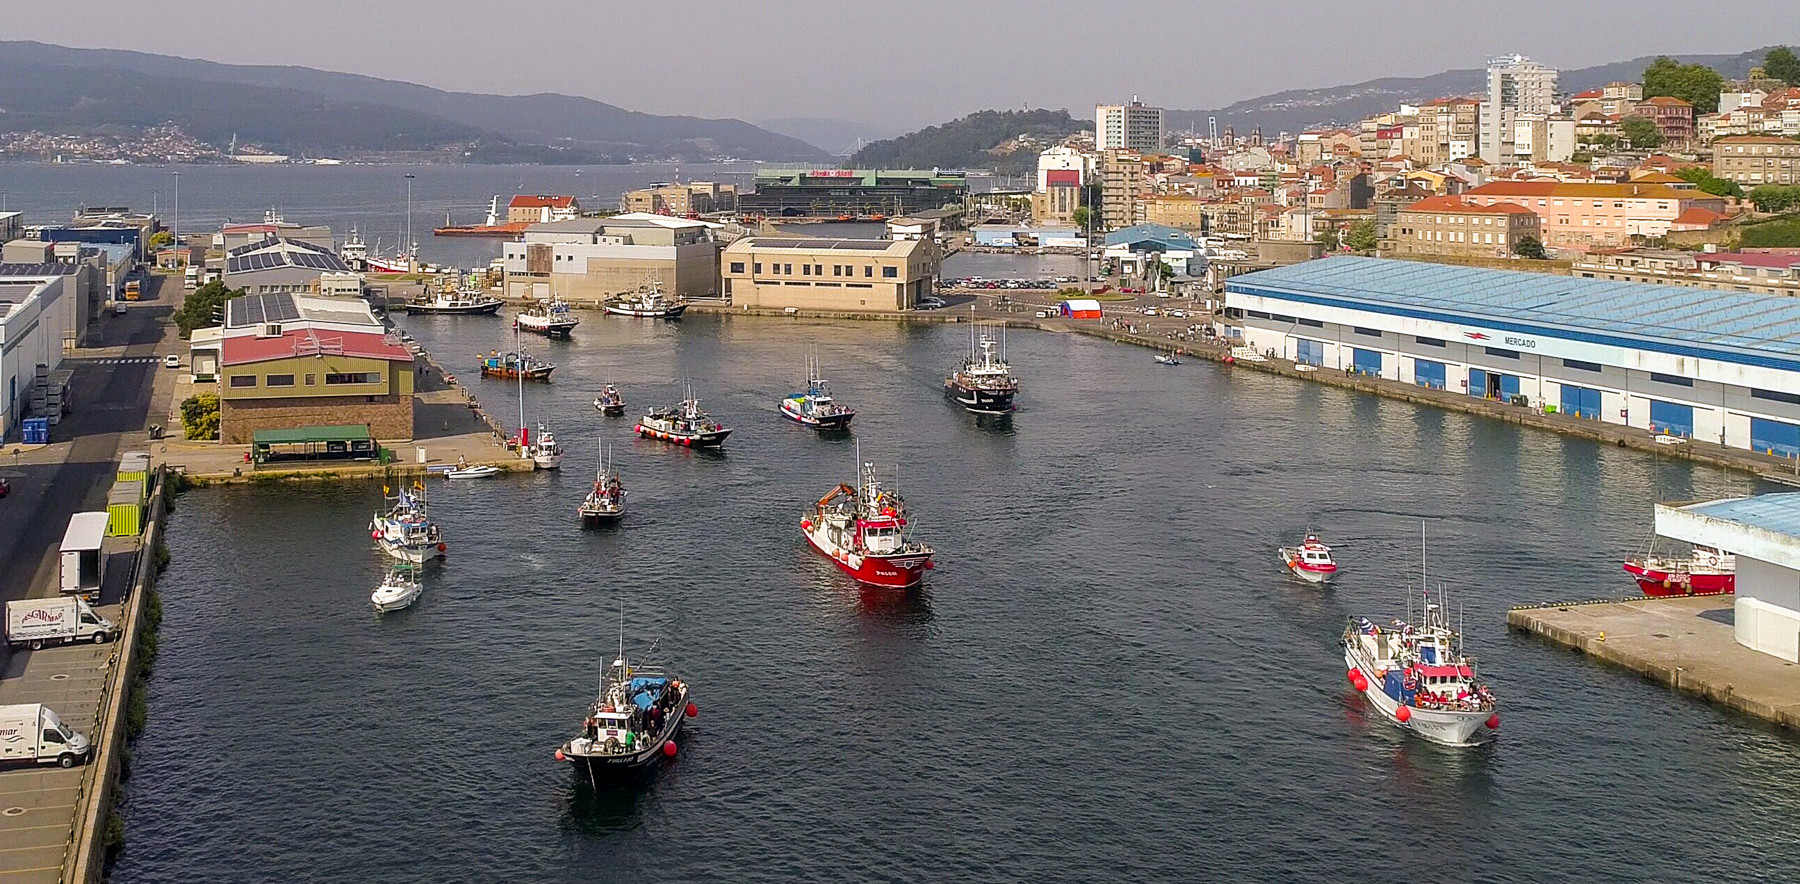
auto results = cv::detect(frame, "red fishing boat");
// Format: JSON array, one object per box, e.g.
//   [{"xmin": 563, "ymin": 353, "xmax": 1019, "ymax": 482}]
[
  {"xmin": 1623, "ymin": 545, "xmax": 1735, "ymax": 596},
  {"xmin": 1279, "ymin": 534, "xmax": 1339, "ymax": 583},
  {"xmin": 801, "ymin": 461, "xmax": 934, "ymax": 588}
]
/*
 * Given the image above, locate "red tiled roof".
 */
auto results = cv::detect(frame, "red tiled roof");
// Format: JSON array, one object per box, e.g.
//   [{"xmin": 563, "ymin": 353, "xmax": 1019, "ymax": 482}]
[
  {"xmin": 509, "ymin": 194, "xmax": 576, "ymax": 209},
  {"xmin": 1642, "ymin": 96, "xmax": 1692, "ymax": 107},
  {"xmin": 1403, "ymin": 195, "xmax": 1536, "ymax": 215},
  {"xmin": 1571, "ymin": 88, "xmax": 1604, "ymax": 100},
  {"xmin": 1671, "ymin": 206, "xmax": 1723, "ymax": 227},
  {"xmin": 1701, "ymin": 250, "xmax": 1800, "ymax": 269},
  {"xmin": 222, "ymin": 329, "xmax": 415, "ymax": 367},
  {"xmin": 1045, "ymin": 169, "xmax": 1080, "ymax": 186}
]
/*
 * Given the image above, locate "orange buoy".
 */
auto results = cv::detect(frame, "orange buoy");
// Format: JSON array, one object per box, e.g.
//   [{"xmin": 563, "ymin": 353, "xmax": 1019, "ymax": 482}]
[
  {"xmin": 685, "ymin": 702, "xmax": 698, "ymax": 718},
  {"xmin": 555, "ymin": 749, "xmax": 566, "ymax": 761},
  {"xmin": 662, "ymin": 740, "xmax": 679, "ymax": 758},
  {"xmin": 1396, "ymin": 705, "xmax": 1412, "ymax": 723}
]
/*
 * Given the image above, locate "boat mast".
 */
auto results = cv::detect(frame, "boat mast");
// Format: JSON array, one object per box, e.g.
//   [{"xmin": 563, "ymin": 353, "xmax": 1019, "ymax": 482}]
[{"xmin": 516, "ymin": 320, "xmax": 527, "ymax": 446}]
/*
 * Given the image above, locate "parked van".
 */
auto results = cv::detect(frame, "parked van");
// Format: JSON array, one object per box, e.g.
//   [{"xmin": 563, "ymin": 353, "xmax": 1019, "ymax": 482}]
[
  {"xmin": 0, "ymin": 704, "xmax": 92, "ymax": 768},
  {"xmin": 6, "ymin": 598, "xmax": 117, "ymax": 649},
  {"xmin": 184, "ymin": 265, "xmax": 199, "ymax": 290}
]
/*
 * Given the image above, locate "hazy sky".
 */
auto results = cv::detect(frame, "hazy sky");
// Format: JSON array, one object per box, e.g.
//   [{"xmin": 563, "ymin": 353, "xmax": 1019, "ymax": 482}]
[{"xmin": 10, "ymin": 0, "xmax": 1800, "ymax": 131}]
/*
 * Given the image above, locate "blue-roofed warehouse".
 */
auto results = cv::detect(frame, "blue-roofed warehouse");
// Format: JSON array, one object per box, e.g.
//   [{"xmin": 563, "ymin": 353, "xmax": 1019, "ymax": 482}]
[
  {"xmin": 1103, "ymin": 224, "xmax": 1201, "ymax": 277},
  {"xmin": 1224, "ymin": 256, "xmax": 1800, "ymax": 457},
  {"xmin": 1656, "ymin": 492, "xmax": 1800, "ymax": 661}
]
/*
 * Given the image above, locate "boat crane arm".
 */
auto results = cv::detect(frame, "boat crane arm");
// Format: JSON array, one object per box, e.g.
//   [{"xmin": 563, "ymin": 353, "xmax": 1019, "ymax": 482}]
[{"xmin": 817, "ymin": 483, "xmax": 857, "ymax": 509}]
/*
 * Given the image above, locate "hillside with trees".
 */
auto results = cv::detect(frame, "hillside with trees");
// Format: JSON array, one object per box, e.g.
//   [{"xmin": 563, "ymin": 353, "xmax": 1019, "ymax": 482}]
[{"xmin": 845, "ymin": 109, "xmax": 1085, "ymax": 175}]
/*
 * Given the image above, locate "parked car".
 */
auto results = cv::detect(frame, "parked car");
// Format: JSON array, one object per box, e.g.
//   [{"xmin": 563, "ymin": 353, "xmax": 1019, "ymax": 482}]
[
  {"xmin": 163, "ymin": 354, "xmax": 182, "ymax": 368},
  {"xmin": 113, "ymin": 303, "xmax": 128, "ymax": 316}
]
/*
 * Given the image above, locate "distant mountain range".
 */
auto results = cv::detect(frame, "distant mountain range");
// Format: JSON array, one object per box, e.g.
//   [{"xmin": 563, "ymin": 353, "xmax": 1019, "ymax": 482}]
[
  {"xmin": 756, "ymin": 117, "xmax": 899, "ymax": 156},
  {"xmin": 1166, "ymin": 49, "xmax": 1774, "ymax": 136},
  {"xmin": 0, "ymin": 41, "xmax": 829, "ymax": 163},
  {"xmin": 845, "ymin": 109, "xmax": 1084, "ymax": 175}
]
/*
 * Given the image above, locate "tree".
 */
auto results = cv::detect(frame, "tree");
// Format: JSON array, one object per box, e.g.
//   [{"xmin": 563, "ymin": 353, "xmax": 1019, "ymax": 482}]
[
  {"xmin": 1071, "ymin": 206, "xmax": 1091, "ymax": 230},
  {"xmin": 1315, "ymin": 228, "xmax": 1340, "ymax": 251},
  {"xmin": 148, "ymin": 230, "xmax": 173, "ymax": 249},
  {"xmin": 1620, "ymin": 116, "xmax": 1663, "ymax": 149},
  {"xmin": 1748, "ymin": 184, "xmax": 1800, "ymax": 213},
  {"xmin": 1512, "ymin": 235, "xmax": 1547, "ymax": 260},
  {"xmin": 179, "ymin": 394, "xmax": 219, "ymax": 441},
  {"xmin": 174, "ymin": 279, "xmax": 239, "ymax": 339},
  {"xmin": 1344, "ymin": 219, "xmax": 1379, "ymax": 252},
  {"xmin": 1643, "ymin": 57, "xmax": 1724, "ymax": 113},
  {"xmin": 1766, "ymin": 47, "xmax": 1800, "ymax": 86},
  {"xmin": 1674, "ymin": 165, "xmax": 1745, "ymax": 198}
]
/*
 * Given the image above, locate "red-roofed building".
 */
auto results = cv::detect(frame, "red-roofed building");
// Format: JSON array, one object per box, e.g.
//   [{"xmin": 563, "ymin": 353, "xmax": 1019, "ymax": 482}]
[
  {"xmin": 1633, "ymin": 96, "xmax": 1695, "ymax": 147},
  {"xmin": 1392, "ymin": 195, "xmax": 1540, "ymax": 258},
  {"xmin": 1462, "ymin": 181, "xmax": 1727, "ymax": 249},
  {"xmin": 506, "ymin": 195, "xmax": 582, "ymax": 225},
  {"xmin": 212, "ymin": 292, "xmax": 417, "ymax": 444}
]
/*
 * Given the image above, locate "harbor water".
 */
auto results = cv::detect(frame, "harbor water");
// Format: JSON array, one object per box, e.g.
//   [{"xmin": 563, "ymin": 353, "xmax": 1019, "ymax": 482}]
[{"xmin": 116, "ymin": 313, "xmax": 1800, "ymax": 882}]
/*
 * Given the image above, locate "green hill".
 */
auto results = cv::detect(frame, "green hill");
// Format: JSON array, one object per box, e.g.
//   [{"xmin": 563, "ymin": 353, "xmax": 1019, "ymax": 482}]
[{"xmin": 845, "ymin": 109, "xmax": 1084, "ymax": 175}]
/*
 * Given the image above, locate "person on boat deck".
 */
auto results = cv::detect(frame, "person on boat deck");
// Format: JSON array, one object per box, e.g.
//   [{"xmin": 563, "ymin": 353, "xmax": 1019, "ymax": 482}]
[{"xmin": 457, "ymin": 455, "xmax": 468, "ymax": 470}]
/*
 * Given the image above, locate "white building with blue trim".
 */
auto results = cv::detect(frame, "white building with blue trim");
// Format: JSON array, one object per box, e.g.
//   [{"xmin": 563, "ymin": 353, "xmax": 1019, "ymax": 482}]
[
  {"xmin": 1657, "ymin": 494, "xmax": 1800, "ymax": 661},
  {"xmin": 1223, "ymin": 256, "xmax": 1800, "ymax": 458}
]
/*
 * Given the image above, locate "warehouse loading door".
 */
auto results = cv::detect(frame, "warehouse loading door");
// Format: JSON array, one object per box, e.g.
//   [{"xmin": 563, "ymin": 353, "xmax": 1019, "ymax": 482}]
[
  {"xmin": 1413, "ymin": 359, "xmax": 1446, "ymax": 390},
  {"xmin": 1649, "ymin": 400, "xmax": 1695, "ymax": 437},
  {"xmin": 1351, "ymin": 348, "xmax": 1383, "ymax": 377},
  {"xmin": 1751, "ymin": 417, "xmax": 1800, "ymax": 457},
  {"xmin": 1560, "ymin": 385, "xmax": 1602, "ymax": 419},
  {"xmin": 1468, "ymin": 368, "xmax": 1487, "ymax": 397},
  {"xmin": 1294, "ymin": 339, "xmax": 1324, "ymax": 366}
]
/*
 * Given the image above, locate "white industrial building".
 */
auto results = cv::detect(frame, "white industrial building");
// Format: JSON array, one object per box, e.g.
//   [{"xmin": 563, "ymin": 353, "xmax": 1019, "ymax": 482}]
[
  {"xmin": 0, "ymin": 270, "xmax": 74, "ymax": 438},
  {"xmin": 1224, "ymin": 257, "xmax": 1800, "ymax": 459},
  {"xmin": 1655, "ymin": 495, "xmax": 1800, "ymax": 662}
]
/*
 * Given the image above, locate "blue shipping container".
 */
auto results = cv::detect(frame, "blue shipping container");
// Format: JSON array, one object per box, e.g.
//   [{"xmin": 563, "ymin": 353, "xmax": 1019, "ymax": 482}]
[{"xmin": 22, "ymin": 417, "xmax": 49, "ymax": 445}]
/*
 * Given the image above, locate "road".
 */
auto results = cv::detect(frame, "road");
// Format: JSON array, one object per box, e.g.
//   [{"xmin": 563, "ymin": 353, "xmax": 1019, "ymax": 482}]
[{"xmin": 0, "ymin": 277, "xmax": 184, "ymax": 883}]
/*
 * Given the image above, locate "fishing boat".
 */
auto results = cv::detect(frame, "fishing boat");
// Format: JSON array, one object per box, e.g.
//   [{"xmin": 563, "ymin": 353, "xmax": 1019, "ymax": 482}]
[
  {"xmin": 593, "ymin": 384, "xmax": 626, "ymax": 415},
  {"xmin": 556, "ymin": 648, "xmax": 696, "ymax": 786},
  {"xmin": 603, "ymin": 283, "xmax": 688, "ymax": 318},
  {"xmin": 404, "ymin": 287, "xmax": 504, "ymax": 315},
  {"xmin": 780, "ymin": 358, "xmax": 855, "ymax": 430},
  {"xmin": 1623, "ymin": 545, "xmax": 1736, "ymax": 596},
  {"xmin": 371, "ymin": 563, "xmax": 423, "ymax": 612},
  {"xmin": 637, "ymin": 393, "xmax": 731, "ymax": 447},
  {"xmin": 531, "ymin": 424, "xmax": 564, "ymax": 470},
  {"xmin": 945, "ymin": 326, "xmax": 1018, "ymax": 414},
  {"xmin": 1279, "ymin": 534, "xmax": 1339, "ymax": 583},
  {"xmin": 801, "ymin": 460, "xmax": 935, "ymax": 588},
  {"xmin": 579, "ymin": 444, "xmax": 626, "ymax": 525},
  {"xmin": 368, "ymin": 481, "xmax": 445, "ymax": 564},
  {"xmin": 1154, "ymin": 352, "xmax": 1182, "ymax": 365},
  {"xmin": 1343, "ymin": 597, "xmax": 1498, "ymax": 747},
  {"xmin": 478, "ymin": 350, "xmax": 555, "ymax": 381},
  {"xmin": 516, "ymin": 298, "xmax": 579, "ymax": 338}
]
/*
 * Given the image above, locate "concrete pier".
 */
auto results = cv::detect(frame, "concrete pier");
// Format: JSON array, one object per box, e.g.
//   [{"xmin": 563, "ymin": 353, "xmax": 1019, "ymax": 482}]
[{"xmin": 1508, "ymin": 597, "xmax": 1800, "ymax": 730}]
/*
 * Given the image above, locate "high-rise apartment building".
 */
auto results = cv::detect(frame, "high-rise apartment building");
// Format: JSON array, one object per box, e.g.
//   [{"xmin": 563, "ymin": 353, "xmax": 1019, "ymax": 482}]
[
  {"xmin": 1096, "ymin": 98, "xmax": 1165, "ymax": 153},
  {"xmin": 1479, "ymin": 54, "xmax": 1558, "ymax": 164}
]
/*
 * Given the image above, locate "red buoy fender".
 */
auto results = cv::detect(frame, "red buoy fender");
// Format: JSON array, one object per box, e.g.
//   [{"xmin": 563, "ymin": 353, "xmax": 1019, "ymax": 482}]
[
  {"xmin": 555, "ymin": 749, "xmax": 566, "ymax": 762},
  {"xmin": 1486, "ymin": 713, "xmax": 1500, "ymax": 730},
  {"xmin": 1396, "ymin": 705, "xmax": 1412, "ymax": 723},
  {"xmin": 662, "ymin": 740, "xmax": 679, "ymax": 758},
  {"xmin": 685, "ymin": 702, "xmax": 698, "ymax": 719},
  {"xmin": 437, "ymin": 542, "xmax": 448, "ymax": 553}
]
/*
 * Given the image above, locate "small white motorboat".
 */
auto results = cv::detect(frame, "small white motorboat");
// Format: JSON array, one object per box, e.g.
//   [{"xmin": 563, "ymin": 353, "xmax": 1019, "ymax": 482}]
[
  {"xmin": 444, "ymin": 464, "xmax": 501, "ymax": 479},
  {"xmin": 1154, "ymin": 353, "xmax": 1182, "ymax": 365},
  {"xmin": 371, "ymin": 564, "xmax": 423, "ymax": 612}
]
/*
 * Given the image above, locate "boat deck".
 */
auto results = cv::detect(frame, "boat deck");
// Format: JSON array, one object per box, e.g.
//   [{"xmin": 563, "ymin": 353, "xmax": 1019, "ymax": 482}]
[{"xmin": 1508, "ymin": 596, "xmax": 1800, "ymax": 730}]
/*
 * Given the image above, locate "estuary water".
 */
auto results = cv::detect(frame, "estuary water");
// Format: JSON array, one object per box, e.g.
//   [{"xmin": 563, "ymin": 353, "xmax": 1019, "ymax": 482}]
[{"xmin": 115, "ymin": 312, "xmax": 1800, "ymax": 883}]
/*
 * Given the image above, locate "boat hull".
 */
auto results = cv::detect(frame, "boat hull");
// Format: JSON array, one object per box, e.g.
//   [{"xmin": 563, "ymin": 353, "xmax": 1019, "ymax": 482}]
[
  {"xmin": 480, "ymin": 366, "xmax": 554, "ymax": 381},
  {"xmin": 780, "ymin": 400, "xmax": 854, "ymax": 430},
  {"xmin": 371, "ymin": 584, "xmax": 422, "ymax": 612},
  {"xmin": 802, "ymin": 525, "xmax": 932, "ymax": 588},
  {"xmin": 376, "ymin": 539, "xmax": 441, "ymax": 565},
  {"xmin": 944, "ymin": 381, "xmax": 1015, "ymax": 414},
  {"xmin": 1279, "ymin": 549, "xmax": 1338, "ymax": 583},
  {"xmin": 580, "ymin": 509, "xmax": 624, "ymax": 526},
  {"xmin": 517, "ymin": 320, "xmax": 578, "ymax": 339},
  {"xmin": 636, "ymin": 424, "xmax": 730, "ymax": 448},
  {"xmin": 405, "ymin": 301, "xmax": 503, "ymax": 316},
  {"xmin": 1344, "ymin": 647, "xmax": 1494, "ymax": 747},
  {"xmin": 444, "ymin": 466, "xmax": 500, "ymax": 479},
  {"xmin": 604, "ymin": 305, "xmax": 687, "ymax": 318},
  {"xmin": 1623, "ymin": 562, "xmax": 1735, "ymax": 597},
  {"xmin": 562, "ymin": 688, "xmax": 689, "ymax": 786}
]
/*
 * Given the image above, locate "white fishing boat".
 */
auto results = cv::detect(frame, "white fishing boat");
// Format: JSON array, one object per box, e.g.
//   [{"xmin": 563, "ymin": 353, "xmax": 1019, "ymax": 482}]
[
  {"xmin": 603, "ymin": 282, "xmax": 687, "ymax": 318},
  {"xmin": 516, "ymin": 298, "xmax": 579, "ymax": 337},
  {"xmin": 368, "ymin": 481, "xmax": 445, "ymax": 564},
  {"xmin": 532, "ymin": 424, "xmax": 564, "ymax": 470},
  {"xmin": 371, "ymin": 563, "xmax": 423, "ymax": 612},
  {"xmin": 1279, "ymin": 534, "xmax": 1339, "ymax": 583},
  {"xmin": 1154, "ymin": 352, "xmax": 1182, "ymax": 365},
  {"xmin": 579, "ymin": 443, "xmax": 626, "ymax": 525}
]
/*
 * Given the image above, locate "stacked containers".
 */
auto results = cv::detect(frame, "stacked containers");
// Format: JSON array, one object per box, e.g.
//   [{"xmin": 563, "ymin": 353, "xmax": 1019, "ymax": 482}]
[{"xmin": 107, "ymin": 453, "xmax": 152, "ymax": 537}]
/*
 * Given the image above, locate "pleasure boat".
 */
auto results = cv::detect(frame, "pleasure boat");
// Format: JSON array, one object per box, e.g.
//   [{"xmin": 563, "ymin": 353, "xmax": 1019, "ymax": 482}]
[
  {"xmin": 478, "ymin": 350, "xmax": 555, "ymax": 381},
  {"xmin": 404, "ymin": 288, "xmax": 504, "ymax": 315},
  {"xmin": 801, "ymin": 460, "xmax": 935, "ymax": 588},
  {"xmin": 945, "ymin": 329, "xmax": 1018, "ymax": 414},
  {"xmin": 369, "ymin": 482, "xmax": 445, "ymax": 564},
  {"xmin": 579, "ymin": 444, "xmax": 625, "ymax": 525},
  {"xmin": 530, "ymin": 423, "xmax": 564, "ymax": 470},
  {"xmin": 442, "ymin": 462, "xmax": 500, "ymax": 479},
  {"xmin": 604, "ymin": 283, "xmax": 687, "ymax": 318},
  {"xmin": 1154, "ymin": 352, "xmax": 1182, "ymax": 365},
  {"xmin": 780, "ymin": 358, "xmax": 855, "ymax": 430},
  {"xmin": 1280, "ymin": 534, "xmax": 1339, "ymax": 583},
  {"xmin": 516, "ymin": 298, "xmax": 580, "ymax": 338},
  {"xmin": 1343, "ymin": 596, "xmax": 1498, "ymax": 747},
  {"xmin": 557, "ymin": 651, "xmax": 696, "ymax": 786},
  {"xmin": 1623, "ymin": 545, "xmax": 1736, "ymax": 596},
  {"xmin": 371, "ymin": 563, "xmax": 423, "ymax": 612},
  {"xmin": 637, "ymin": 395, "xmax": 731, "ymax": 447},
  {"xmin": 594, "ymin": 384, "xmax": 626, "ymax": 415}
]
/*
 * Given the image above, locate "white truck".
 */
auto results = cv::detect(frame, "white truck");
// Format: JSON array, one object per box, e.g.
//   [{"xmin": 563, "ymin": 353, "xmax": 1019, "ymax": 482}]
[
  {"xmin": 0, "ymin": 704, "xmax": 92, "ymax": 768},
  {"xmin": 6, "ymin": 598, "xmax": 118, "ymax": 649},
  {"xmin": 59, "ymin": 512, "xmax": 108, "ymax": 600}
]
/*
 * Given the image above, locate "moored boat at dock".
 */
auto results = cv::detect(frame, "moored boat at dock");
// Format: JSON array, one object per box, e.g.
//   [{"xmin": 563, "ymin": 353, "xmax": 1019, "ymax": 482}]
[
  {"xmin": 801, "ymin": 461, "xmax": 935, "ymax": 588},
  {"xmin": 603, "ymin": 283, "xmax": 687, "ymax": 318},
  {"xmin": 637, "ymin": 395, "xmax": 730, "ymax": 447},
  {"xmin": 557, "ymin": 651, "xmax": 695, "ymax": 785},
  {"xmin": 516, "ymin": 299, "xmax": 579, "ymax": 338},
  {"xmin": 529, "ymin": 424, "xmax": 564, "ymax": 470},
  {"xmin": 945, "ymin": 329, "xmax": 1018, "ymax": 414},
  {"xmin": 479, "ymin": 350, "xmax": 555, "ymax": 381},
  {"xmin": 1280, "ymin": 534, "xmax": 1339, "ymax": 583},
  {"xmin": 1623, "ymin": 545, "xmax": 1736, "ymax": 596},
  {"xmin": 780, "ymin": 358, "xmax": 855, "ymax": 430},
  {"xmin": 404, "ymin": 288, "xmax": 504, "ymax": 315}
]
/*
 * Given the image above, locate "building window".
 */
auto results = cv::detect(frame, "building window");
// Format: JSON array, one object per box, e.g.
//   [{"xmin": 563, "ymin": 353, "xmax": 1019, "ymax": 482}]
[
  {"xmin": 729, "ymin": 262, "xmax": 745, "ymax": 274},
  {"xmin": 1352, "ymin": 326, "xmax": 1381, "ymax": 337},
  {"xmin": 1297, "ymin": 318, "xmax": 1324, "ymax": 328},
  {"xmin": 1648, "ymin": 372, "xmax": 1693, "ymax": 387},
  {"xmin": 266, "ymin": 374, "xmax": 296, "ymax": 387},
  {"xmin": 783, "ymin": 264, "xmax": 792, "ymax": 274},
  {"xmin": 1563, "ymin": 359, "xmax": 1603, "ymax": 372},
  {"xmin": 753, "ymin": 263, "xmax": 761, "ymax": 274},
  {"xmin": 1246, "ymin": 309, "xmax": 1270, "ymax": 319},
  {"xmin": 1484, "ymin": 347, "xmax": 1520, "ymax": 359},
  {"xmin": 802, "ymin": 264, "xmax": 812, "ymax": 275},
  {"xmin": 882, "ymin": 266, "xmax": 898, "ymax": 278},
  {"xmin": 814, "ymin": 265, "xmax": 823, "ymax": 276},
  {"xmin": 1753, "ymin": 387, "xmax": 1800, "ymax": 405},
  {"xmin": 326, "ymin": 372, "xmax": 382, "ymax": 385},
  {"xmin": 305, "ymin": 374, "xmax": 316, "ymax": 385},
  {"xmin": 229, "ymin": 375, "xmax": 257, "ymax": 388},
  {"xmin": 864, "ymin": 265, "xmax": 873, "ymax": 278},
  {"xmin": 1270, "ymin": 313, "xmax": 1296, "ymax": 323},
  {"xmin": 1415, "ymin": 336, "xmax": 1445, "ymax": 347}
]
